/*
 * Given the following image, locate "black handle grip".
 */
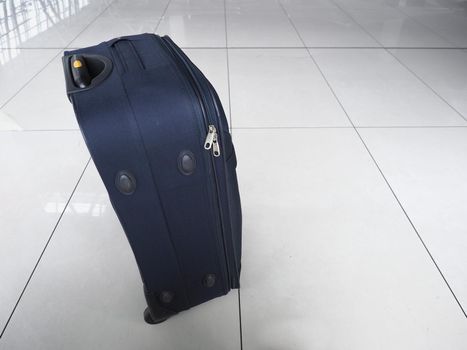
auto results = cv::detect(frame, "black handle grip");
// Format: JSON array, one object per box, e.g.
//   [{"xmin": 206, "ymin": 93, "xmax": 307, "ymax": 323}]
[
  {"xmin": 70, "ymin": 55, "xmax": 91, "ymax": 88},
  {"xmin": 62, "ymin": 53, "xmax": 113, "ymax": 100}
]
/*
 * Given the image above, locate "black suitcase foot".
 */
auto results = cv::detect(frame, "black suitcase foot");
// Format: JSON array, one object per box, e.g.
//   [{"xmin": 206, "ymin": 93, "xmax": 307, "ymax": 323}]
[
  {"xmin": 144, "ymin": 307, "xmax": 169, "ymax": 325},
  {"xmin": 143, "ymin": 286, "xmax": 177, "ymax": 325}
]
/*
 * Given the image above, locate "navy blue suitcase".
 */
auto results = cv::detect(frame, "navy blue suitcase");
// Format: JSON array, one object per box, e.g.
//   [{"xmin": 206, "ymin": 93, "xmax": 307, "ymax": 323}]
[{"xmin": 62, "ymin": 33, "xmax": 242, "ymax": 324}]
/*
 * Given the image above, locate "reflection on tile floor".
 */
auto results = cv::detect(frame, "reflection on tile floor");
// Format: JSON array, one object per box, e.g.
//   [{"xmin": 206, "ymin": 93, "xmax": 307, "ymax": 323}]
[
  {"xmin": 1, "ymin": 0, "xmax": 467, "ymax": 349},
  {"xmin": 0, "ymin": 131, "xmax": 89, "ymax": 332},
  {"xmin": 0, "ymin": 0, "xmax": 110, "ymax": 49}
]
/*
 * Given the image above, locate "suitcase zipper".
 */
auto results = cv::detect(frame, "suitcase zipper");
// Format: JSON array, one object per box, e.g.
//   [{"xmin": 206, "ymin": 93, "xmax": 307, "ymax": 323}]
[
  {"xmin": 204, "ymin": 125, "xmax": 221, "ymax": 157},
  {"xmin": 160, "ymin": 36, "xmax": 232, "ymax": 289}
]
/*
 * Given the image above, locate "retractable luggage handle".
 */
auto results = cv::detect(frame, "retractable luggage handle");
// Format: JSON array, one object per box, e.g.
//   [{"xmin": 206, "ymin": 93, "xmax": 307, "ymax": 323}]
[{"xmin": 62, "ymin": 53, "xmax": 113, "ymax": 99}]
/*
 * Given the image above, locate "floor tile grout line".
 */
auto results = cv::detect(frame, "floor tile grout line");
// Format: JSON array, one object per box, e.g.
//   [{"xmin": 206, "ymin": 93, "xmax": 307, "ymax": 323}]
[
  {"xmin": 223, "ymin": 0, "xmax": 234, "ymax": 132},
  {"xmin": 327, "ymin": 0, "xmax": 384, "ymax": 47},
  {"xmin": 224, "ymin": 2, "xmax": 242, "ymax": 348},
  {"xmin": 280, "ymin": 0, "xmax": 467, "ymax": 320},
  {"xmin": 276, "ymin": 0, "xmax": 306, "ymax": 48},
  {"xmin": 0, "ymin": 0, "xmax": 117, "ymax": 111},
  {"xmin": 0, "ymin": 50, "xmax": 61, "ymax": 110},
  {"xmin": 338, "ymin": 0, "xmax": 457, "ymax": 48},
  {"xmin": 392, "ymin": 6, "xmax": 459, "ymax": 48},
  {"xmin": 237, "ymin": 288, "xmax": 244, "ymax": 350},
  {"xmin": 386, "ymin": 50, "xmax": 467, "ymax": 123},
  {"xmin": 287, "ymin": 0, "xmax": 385, "ymax": 48},
  {"xmin": 323, "ymin": 1, "xmax": 467, "ymax": 124},
  {"xmin": 279, "ymin": 4, "xmax": 356, "ymax": 128},
  {"xmin": 353, "ymin": 126, "xmax": 467, "ymax": 321},
  {"xmin": 153, "ymin": 0, "xmax": 172, "ymax": 33},
  {"xmin": 0, "ymin": 158, "xmax": 91, "ymax": 339},
  {"xmin": 0, "ymin": 1, "xmax": 117, "ymax": 334},
  {"xmin": 310, "ymin": 48, "xmax": 467, "ymax": 319},
  {"xmin": 65, "ymin": 0, "xmax": 118, "ymax": 49}
]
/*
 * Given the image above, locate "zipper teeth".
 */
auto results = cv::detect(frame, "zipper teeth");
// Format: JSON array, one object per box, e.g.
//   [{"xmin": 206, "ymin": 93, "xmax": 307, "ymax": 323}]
[
  {"xmin": 207, "ymin": 88, "xmax": 240, "ymax": 279},
  {"xmin": 160, "ymin": 36, "xmax": 233, "ymax": 289}
]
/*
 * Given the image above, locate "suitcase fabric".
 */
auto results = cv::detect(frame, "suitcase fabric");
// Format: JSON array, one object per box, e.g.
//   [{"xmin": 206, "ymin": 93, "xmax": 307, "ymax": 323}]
[{"xmin": 62, "ymin": 33, "xmax": 242, "ymax": 324}]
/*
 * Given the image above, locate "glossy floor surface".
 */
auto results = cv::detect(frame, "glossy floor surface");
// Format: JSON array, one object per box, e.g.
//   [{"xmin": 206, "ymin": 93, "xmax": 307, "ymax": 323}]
[{"xmin": 1, "ymin": 0, "xmax": 467, "ymax": 349}]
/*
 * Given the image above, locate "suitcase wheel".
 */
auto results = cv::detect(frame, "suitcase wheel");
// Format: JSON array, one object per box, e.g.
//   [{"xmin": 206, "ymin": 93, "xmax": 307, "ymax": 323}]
[{"xmin": 144, "ymin": 307, "xmax": 169, "ymax": 325}]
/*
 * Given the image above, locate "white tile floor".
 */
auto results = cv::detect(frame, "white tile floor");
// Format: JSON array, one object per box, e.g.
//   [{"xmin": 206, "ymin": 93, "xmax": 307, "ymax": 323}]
[{"xmin": 1, "ymin": 0, "xmax": 467, "ymax": 349}]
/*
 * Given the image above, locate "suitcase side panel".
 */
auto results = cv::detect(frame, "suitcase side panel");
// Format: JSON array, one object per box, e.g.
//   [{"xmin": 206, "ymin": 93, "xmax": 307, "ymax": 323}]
[
  {"xmin": 65, "ymin": 43, "xmax": 191, "ymax": 313},
  {"xmin": 114, "ymin": 42, "xmax": 232, "ymax": 304}
]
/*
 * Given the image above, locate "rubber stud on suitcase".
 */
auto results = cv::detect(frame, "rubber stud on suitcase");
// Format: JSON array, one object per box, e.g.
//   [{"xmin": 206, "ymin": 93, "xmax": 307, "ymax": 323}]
[
  {"xmin": 115, "ymin": 170, "xmax": 136, "ymax": 195},
  {"xmin": 159, "ymin": 291, "xmax": 174, "ymax": 304},
  {"xmin": 178, "ymin": 151, "xmax": 196, "ymax": 175},
  {"xmin": 203, "ymin": 274, "xmax": 216, "ymax": 288}
]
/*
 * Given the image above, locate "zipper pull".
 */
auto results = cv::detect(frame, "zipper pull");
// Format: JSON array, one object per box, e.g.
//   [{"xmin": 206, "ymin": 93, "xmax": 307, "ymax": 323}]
[
  {"xmin": 204, "ymin": 125, "xmax": 216, "ymax": 150},
  {"xmin": 212, "ymin": 132, "xmax": 221, "ymax": 157},
  {"xmin": 204, "ymin": 125, "xmax": 221, "ymax": 157}
]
